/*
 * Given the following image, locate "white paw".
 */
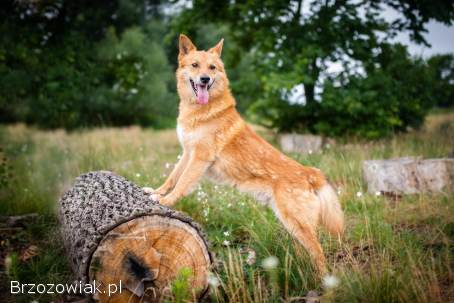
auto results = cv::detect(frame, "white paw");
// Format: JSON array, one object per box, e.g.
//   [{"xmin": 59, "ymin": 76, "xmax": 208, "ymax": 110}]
[
  {"xmin": 142, "ymin": 187, "xmax": 154, "ymax": 194},
  {"xmin": 150, "ymin": 193, "xmax": 162, "ymax": 202}
]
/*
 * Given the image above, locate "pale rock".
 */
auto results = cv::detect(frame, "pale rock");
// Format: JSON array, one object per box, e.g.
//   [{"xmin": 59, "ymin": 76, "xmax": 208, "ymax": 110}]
[
  {"xmin": 279, "ymin": 134, "xmax": 333, "ymax": 154},
  {"xmin": 363, "ymin": 157, "xmax": 454, "ymax": 194}
]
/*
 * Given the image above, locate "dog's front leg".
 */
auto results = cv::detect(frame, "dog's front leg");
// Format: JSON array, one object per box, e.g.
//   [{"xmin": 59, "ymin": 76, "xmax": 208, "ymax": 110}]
[
  {"xmin": 158, "ymin": 153, "xmax": 212, "ymax": 206},
  {"xmin": 151, "ymin": 151, "xmax": 190, "ymax": 198}
]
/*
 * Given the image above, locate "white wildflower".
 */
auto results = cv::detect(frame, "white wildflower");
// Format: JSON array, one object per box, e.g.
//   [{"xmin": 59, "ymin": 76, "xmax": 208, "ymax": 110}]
[
  {"xmin": 207, "ymin": 272, "xmax": 220, "ymax": 288},
  {"xmin": 261, "ymin": 256, "xmax": 279, "ymax": 269},
  {"xmin": 356, "ymin": 191, "xmax": 363, "ymax": 198},
  {"xmin": 246, "ymin": 249, "xmax": 257, "ymax": 265},
  {"xmin": 165, "ymin": 162, "xmax": 170, "ymax": 169},
  {"xmin": 135, "ymin": 173, "xmax": 141, "ymax": 177},
  {"xmin": 308, "ymin": 149, "xmax": 313, "ymax": 154},
  {"xmin": 227, "ymin": 203, "xmax": 232, "ymax": 208},
  {"xmin": 130, "ymin": 88, "xmax": 138, "ymax": 94},
  {"xmin": 197, "ymin": 190, "xmax": 207, "ymax": 201},
  {"xmin": 222, "ymin": 240, "xmax": 230, "ymax": 246},
  {"xmin": 177, "ymin": 154, "xmax": 182, "ymax": 160},
  {"xmin": 375, "ymin": 191, "xmax": 381, "ymax": 196},
  {"xmin": 322, "ymin": 274, "xmax": 340, "ymax": 289},
  {"xmin": 223, "ymin": 231, "xmax": 230, "ymax": 237}
]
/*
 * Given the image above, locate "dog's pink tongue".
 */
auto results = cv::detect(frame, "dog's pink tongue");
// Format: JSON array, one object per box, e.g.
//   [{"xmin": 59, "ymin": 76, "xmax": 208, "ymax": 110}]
[{"xmin": 197, "ymin": 84, "xmax": 209, "ymax": 104}]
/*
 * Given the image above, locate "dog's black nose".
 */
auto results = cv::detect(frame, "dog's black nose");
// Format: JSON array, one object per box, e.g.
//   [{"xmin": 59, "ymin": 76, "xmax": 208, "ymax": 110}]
[{"xmin": 200, "ymin": 75, "xmax": 210, "ymax": 84}]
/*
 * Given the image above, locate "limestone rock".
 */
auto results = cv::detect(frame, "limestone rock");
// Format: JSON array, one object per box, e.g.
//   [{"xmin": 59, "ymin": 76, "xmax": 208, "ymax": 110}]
[{"xmin": 363, "ymin": 157, "xmax": 454, "ymax": 194}]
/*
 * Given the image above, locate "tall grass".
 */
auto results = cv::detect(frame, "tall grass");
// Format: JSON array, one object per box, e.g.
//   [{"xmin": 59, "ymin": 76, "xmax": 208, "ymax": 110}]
[{"xmin": 0, "ymin": 113, "xmax": 453, "ymax": 302}]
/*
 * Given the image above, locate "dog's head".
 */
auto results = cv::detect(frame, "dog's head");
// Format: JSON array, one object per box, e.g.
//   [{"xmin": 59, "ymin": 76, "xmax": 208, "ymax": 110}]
[{"xmin": 176, "ymin": 34, "xmax": 228, "ymax": 105}]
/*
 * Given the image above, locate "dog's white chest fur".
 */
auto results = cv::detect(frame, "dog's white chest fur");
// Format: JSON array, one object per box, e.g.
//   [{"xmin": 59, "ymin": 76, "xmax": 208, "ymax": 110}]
[
  {"xmin": 176, "ymin": 123, "xmax": 208, "ymax": 146},
  {"xmin": 176, "ymin": 124, "xmax": 185, "ymax": 145}
]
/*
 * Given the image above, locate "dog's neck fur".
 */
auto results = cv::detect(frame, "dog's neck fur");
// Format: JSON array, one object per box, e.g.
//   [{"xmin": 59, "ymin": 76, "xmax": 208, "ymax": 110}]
[{"xmin": 177, "ymin": 87, "xmax": 237, "ymax": 127}]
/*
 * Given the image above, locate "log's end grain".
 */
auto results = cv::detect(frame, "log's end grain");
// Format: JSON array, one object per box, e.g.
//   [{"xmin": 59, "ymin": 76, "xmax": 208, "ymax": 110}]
[{"xmin": 89, "ymin": 215, "xmax": 211, "ymax": 302}]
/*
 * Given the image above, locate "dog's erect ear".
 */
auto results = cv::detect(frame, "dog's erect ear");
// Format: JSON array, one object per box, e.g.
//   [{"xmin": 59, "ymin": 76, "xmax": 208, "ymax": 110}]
[
  {"xmin": 179, "ymin": 34, "xmax": 196, "ymax": 58},
  {"xmin": 208, "ymin": 38, "xmax": 224, "ymax": 57}
]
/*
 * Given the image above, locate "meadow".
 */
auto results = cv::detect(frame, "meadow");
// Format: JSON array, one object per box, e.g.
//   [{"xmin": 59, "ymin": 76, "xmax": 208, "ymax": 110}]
[{"xmin": 0, "ymin": 112, "xmax": 453, "ymax": 302}]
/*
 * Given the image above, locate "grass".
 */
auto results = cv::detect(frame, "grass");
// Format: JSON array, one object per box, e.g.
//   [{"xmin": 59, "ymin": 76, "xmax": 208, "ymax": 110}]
[{"xmin": 0, "ymin": 112, "xmax": 453, "ymax": 302}]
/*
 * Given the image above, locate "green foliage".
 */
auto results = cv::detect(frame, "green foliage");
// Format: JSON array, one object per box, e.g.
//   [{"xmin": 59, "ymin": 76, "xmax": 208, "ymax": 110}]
[
  {"xmin": 427, "ymin": 54, "xmax": 454, "ymax": 108},
  {"xmin": 0, "ymin": 0, "xmax": 176, "ymax": 129},
  {"xmin": 250, "ymin": 45, "xmax": 439, "ymax": 138},
  {"xmin": 0, "ymin": 147, "xmax": 12, "ymax": 189},
  {"xmin": 314, "ymin": 45, "xmax": 437, "ymax": 138},
  {"xmin": 93, "ymin": 24, "xmax": 176, "ymax": 128},
  {"xmin": 169, "ymin": 267, "xmax": 193, "ymax": 303}
]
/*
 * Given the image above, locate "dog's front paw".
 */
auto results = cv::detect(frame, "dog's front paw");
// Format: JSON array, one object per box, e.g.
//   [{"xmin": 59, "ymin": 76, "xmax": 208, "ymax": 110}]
[
  {"xmin": 142, "ymin": 187, "xmax": 154, "ymax": 194},
  {"xmin": 158, "ymin": 195, "xmax": 177, "ymax": 207},
  {"xmin": 150, "ymin": 193, "xmax": 162, "ymax": 202}
]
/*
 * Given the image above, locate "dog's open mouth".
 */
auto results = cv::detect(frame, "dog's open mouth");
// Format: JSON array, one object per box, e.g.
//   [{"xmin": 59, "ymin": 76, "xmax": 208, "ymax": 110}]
[{"xmin": 190, "ymin": 79, "xmax": 214, "ymax": 105}]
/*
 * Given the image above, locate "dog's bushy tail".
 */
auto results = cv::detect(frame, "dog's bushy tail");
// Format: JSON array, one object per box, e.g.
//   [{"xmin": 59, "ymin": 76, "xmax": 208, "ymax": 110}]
[{"xmin": 317, "ymin": 184, "xmax": 344, "ymax": 238}]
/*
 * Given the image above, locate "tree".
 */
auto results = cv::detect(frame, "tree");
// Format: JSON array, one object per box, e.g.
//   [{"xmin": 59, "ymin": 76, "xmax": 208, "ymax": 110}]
[{"xmin": 315, "ymin": 44, "xmax": 437, "ymax": 138}]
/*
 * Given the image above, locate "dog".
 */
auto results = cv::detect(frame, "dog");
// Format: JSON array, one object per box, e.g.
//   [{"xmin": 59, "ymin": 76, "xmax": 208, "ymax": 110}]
[{"xmin": 145, "ymin": 34, "xmax": 344, "ymax": 273}]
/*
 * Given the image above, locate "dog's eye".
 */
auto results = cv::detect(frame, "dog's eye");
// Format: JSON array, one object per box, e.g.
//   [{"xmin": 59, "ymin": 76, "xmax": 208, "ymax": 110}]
[
  {"xmin": 192, "ymin": 63, "xmax": 199, "ymax": 68},
  {"xmin": 209, "ymin": 65, "xmax": 216, "ymax": 70}
]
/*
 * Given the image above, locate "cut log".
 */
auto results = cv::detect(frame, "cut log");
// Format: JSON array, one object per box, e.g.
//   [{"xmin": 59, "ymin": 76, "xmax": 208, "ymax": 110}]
[
  {"xmin": 363, "ymin": 157, "xmax": 454, "ymax": 194},
  {"xmin": 58, "ymin": 171, "xmax": 212, "ymax": 302},
  {"xmin": 279, "ymin": 134, "xmax": 333, "ymax": 154}
]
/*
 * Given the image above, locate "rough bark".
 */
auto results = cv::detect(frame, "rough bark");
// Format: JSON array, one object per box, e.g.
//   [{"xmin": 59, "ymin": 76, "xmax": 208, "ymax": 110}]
[{"xmin": 58, "ymin": 171, "xmax": 212, "ymax": 302}]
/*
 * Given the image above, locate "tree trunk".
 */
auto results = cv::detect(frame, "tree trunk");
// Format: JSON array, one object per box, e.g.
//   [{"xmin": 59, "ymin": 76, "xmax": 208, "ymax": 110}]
[
  {"xmin": 304, "ymin": 57, "xmax": 320, "ymax": 105},
  {"xmin": 58, "ymin": 171, "xmax": 212, "ymax": 302},
  {"xmin": 304, "ymin": 83, "xmax": 315, "ymax": 105}
]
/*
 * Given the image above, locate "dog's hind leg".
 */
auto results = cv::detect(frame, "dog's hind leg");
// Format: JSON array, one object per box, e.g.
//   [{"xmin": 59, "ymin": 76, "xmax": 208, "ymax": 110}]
[{"xmin": 272, "ymin": 185, "xmax": 327, "ymax": 274}]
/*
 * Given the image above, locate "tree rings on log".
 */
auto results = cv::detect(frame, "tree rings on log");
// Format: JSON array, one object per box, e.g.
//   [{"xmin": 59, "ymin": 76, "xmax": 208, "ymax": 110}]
[{"xmin": 89, "ymin": 215, "xmax": 211, "ymax": 302}]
